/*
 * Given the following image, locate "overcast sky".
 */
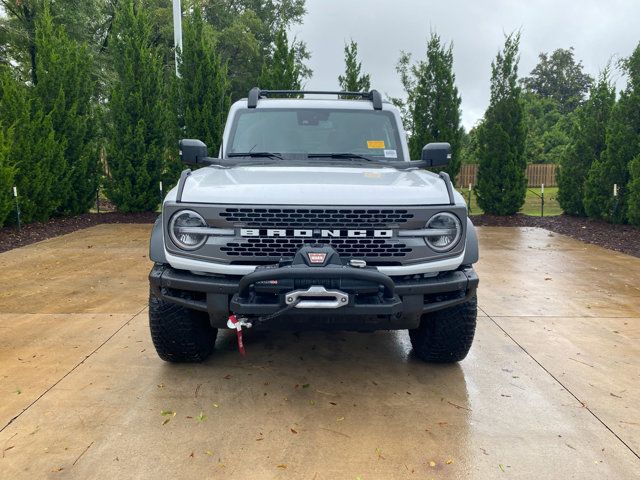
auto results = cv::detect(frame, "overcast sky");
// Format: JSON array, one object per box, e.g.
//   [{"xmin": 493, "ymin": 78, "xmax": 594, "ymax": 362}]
[{"xmin": 294, "ymin": 0, "xmax": 640, "ymax": 130}]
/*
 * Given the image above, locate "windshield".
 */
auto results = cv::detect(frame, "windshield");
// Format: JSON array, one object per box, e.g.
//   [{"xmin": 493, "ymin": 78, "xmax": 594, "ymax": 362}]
[{"xmin": 227, "ymin": 108, "xmax": 404, "ymax": 160}]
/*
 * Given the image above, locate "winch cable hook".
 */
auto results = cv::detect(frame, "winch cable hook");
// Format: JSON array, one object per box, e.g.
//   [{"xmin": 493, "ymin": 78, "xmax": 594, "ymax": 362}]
[{"xmin": 228, "ymin": 298, "xmax": 301, "ymax": 356}]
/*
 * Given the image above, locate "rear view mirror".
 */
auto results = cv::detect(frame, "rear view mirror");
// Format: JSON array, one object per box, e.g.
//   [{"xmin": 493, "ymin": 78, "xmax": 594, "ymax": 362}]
[
  {"xmin": 421, "ymin": 142, "xmax": 451, "ymax": 167},
  {"xmin": 179, "ymin": 139, "xmax": 209, "ymax": 165}
]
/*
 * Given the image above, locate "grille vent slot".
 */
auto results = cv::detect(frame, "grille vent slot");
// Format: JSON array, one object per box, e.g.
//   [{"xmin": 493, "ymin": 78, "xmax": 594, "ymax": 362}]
[
  {"xmin": 219, "ymin": 208, "xmax": 414, "ymax": 228},
  {"xmin": 220, "ymin": 237, "xmax": 412, "ymax": 259}
]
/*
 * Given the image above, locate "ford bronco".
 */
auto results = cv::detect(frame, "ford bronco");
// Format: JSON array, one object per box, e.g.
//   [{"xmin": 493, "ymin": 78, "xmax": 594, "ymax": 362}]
[{"xmin": 148, "ymin": 88, "xmax": 479, "ymax": 363}]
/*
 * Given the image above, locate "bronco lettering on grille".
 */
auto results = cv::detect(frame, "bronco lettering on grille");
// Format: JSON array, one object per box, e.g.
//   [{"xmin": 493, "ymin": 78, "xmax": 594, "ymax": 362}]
[{"xmin": 240, "ymin": 228, "xmax": 393, "ymax": 238}]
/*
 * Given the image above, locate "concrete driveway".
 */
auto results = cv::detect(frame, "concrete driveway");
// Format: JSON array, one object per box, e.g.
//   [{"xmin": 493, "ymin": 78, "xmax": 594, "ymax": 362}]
[{"xmin": 0, "ymin": 224, "xmax": 639, "ymax": 479}]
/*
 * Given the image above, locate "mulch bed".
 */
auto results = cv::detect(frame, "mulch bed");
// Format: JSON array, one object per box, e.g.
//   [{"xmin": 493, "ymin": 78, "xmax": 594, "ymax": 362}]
[
  {"xmin": 0, "ymin": 212, "xmax": 157, "ymax": 254},
  {"xmin": 1, "ymin": 211, "xmax": 638, "ymax": 258},
  {"xmin": 473, "ymin": 214, "xmax": 640, "ymax": 258}
]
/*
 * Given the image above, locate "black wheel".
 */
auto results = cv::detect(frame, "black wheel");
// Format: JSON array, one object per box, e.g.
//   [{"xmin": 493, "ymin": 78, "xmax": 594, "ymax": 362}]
[
  {"xmin": 149, "ymin": 290, "xmax": 218, "ymax": 363},
  {"xmin": 409, "ymin": 294, "xmax": 477, "ymax": 363}
]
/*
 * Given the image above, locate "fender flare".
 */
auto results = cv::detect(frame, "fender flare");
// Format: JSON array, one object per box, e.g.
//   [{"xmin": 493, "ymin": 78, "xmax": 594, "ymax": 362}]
[
  {"xmin": 149, "ymin": 215, "xmax": 167, "ymax": 264},
  {"xmin": 462, "ymin": 217, "xmax": 479, "ymax": 265}
]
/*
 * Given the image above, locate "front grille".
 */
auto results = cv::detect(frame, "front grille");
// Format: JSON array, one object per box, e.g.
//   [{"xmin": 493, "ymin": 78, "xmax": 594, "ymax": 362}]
[
  {"xmin": 220, "ymin": 237, "xmax": 412, "ymax": 259},
  {"xmin": 219, "ymin": 208, "xmax": 414, "ymax": 228},
  {"xmin": 164, "ymin": 204, "xmax": 467, "ymax": 267}
]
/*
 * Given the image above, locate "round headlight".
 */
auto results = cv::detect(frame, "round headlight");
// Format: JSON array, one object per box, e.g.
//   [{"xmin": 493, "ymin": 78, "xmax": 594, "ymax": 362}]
[
  {"xmin": 425, "ymin": 212, "xmax": 462, "ymax": 252},
  {"xmin": 169, "ymin": 210, "xmax": 208, "ymax": 250}
]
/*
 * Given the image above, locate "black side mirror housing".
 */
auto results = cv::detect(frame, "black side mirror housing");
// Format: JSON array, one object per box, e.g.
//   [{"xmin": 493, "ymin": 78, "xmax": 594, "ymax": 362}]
[
  {"xmin": 421, "ymin": 142, "xmax": 451, "ymax": 167},
  {"xmin": 179, "ymin": 139, "xmax": 210, "ymax": 165}
]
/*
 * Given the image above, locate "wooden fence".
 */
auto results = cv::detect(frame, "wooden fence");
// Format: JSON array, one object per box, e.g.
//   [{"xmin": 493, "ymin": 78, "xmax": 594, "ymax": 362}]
[{"xmin": 456, "ymin": 163, "xmax": 557, "ymax": 187}]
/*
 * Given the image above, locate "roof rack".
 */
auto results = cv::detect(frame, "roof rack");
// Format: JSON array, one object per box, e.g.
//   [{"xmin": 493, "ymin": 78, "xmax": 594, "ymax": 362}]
[{"xmin": 247, "ymin": 88, "xmax": 383, "ymax": 110}]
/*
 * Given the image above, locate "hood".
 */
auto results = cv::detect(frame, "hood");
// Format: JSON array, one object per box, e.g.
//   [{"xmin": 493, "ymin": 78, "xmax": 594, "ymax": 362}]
[{"xmin": 179, "ymin": 165, "xmax": 451, "ymax": 206}]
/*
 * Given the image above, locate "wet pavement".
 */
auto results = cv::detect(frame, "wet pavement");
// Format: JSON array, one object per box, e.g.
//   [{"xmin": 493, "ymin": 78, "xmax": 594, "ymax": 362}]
[{"xmin": 0, "ymin": 224, "xmax": 638, "ymax": 479}]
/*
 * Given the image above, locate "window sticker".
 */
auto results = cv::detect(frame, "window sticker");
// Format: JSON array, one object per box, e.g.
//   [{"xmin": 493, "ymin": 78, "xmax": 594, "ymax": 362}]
[
  {"xmin": 367, "ymin": 140, "xmax": 385, "ymax": 149},
  {"xmin": 384, "ymin": 149, "xmax": 398, "ymax": 158}
]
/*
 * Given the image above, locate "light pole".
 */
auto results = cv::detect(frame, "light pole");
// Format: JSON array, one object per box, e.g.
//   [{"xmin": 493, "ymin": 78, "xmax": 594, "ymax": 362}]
[{"xmin": 172, "ymin": 0, "xmax": 183, "ymax": 76}]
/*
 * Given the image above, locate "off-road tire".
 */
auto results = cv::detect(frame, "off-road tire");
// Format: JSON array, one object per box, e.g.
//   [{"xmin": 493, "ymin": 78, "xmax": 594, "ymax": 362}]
[
  {"xmin": 149, "ymin": 291, "xmax": 217, "ymax": 363},
  {"xmin": 409, "ymin": 294, "xmax": 477, "ymax": 363}
]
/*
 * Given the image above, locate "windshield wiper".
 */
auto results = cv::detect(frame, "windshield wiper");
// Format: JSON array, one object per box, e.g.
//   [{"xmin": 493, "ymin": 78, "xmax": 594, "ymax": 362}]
[
  {"xmin": 228, "ymin": 152, "xmax": 283, "ymax": 160},
  {"xmin": 308, "ymin": 153, "xmax": 375, "ymax": 162}
]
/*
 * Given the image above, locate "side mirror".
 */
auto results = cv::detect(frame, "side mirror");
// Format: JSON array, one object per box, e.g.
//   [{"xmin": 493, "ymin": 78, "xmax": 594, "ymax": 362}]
[
  {"xmin": 421, "ymin": 142, "xmax": 451, "ymax": 167},
  {"xmin": 179, "ymin": 139, "xmax": 209, "ymax": 165}
]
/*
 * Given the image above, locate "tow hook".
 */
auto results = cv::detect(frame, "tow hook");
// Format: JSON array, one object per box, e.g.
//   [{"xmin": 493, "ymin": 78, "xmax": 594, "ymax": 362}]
[{"xmin": 227, "ymin": 315, "xmax": 252, "ymax": 356}]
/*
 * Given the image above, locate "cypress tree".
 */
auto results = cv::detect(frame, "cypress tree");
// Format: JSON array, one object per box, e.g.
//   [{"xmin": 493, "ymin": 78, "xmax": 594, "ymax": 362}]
[
  {"xmin": 475, "ymin": 33, "xmax": 526, "ymax": 215},
  {"xmin": 34, "ymin": 1, "xmax": 98, "ymax": 215},
  {"xmin": 624, "ymin": 44, "xmax": 640, "ymax": 225},
  {"xmin": 0, "ymin": 126, "xmax": 14, "ymax": 227},
  {"xmin": 584, "ymin": 42, "xmax": 640, "ymax": 223},
  {"xmin": 258, "ymin": 28, "xmax": 302, "ymax": 90},
  {"xmin": 0, "ymin": 68, "xmax": 64, "ymax": 223},
  {"xmin": 396, "ymin": 33, "xmax": 463, "ymax": 179},
  {"xmin": 628, "ymin": 154, "xmax": 640, "ymax": 225},
  {"xmin": 178, "ymin": 7, "xmax": 231, "ymax": 154},
  {"xmin": 106, "ymin": 0, "xmax": 170, "ymax": 212},
  {"xmin": 338, "ymin": 40, "xmax": 371, "ymax": 93},
  {"xmin": 558, "ymin": 70, "xmax": 615, "ymax": 216}
]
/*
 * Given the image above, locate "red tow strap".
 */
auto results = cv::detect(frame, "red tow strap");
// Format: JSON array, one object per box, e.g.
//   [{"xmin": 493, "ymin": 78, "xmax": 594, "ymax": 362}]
[{"xmin": 227, "ymin": 315, "xmax": 246, "ymax": 356}]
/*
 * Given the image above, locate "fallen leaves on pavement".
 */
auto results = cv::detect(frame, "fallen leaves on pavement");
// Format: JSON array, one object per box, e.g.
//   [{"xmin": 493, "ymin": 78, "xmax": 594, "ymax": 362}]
[{"xmin": 161, "ymin": 410, "xmax": 176, "ymax": 425}]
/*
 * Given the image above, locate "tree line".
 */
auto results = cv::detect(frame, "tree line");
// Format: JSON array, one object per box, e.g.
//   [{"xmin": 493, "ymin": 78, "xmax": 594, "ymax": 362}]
[
  {"xmin": 478, "ymin": 37, "xmax": 640, "ymax": 225},
  {"xmin": 0, "ymin": 0, "xmax": 310, "ymax": 224},
  {"xmin": 473, "ymin": 37, "xmax": 640, "ymax": 225},
  {"xmin": 1, "ymin": 1, "xmax": 639, "ymax": 227},
  {"xmin": 339, "ymin": 34, "xmax": 640, "ymax": 225}
]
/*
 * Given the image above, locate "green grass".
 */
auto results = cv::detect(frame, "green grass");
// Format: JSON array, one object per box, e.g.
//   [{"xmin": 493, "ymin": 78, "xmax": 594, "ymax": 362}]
[{"xmin": 457, "ymin": 186, "xmax": 562, "ymax": 217}]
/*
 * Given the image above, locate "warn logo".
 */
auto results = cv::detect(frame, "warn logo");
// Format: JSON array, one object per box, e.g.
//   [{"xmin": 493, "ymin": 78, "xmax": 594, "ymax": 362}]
[
  {"xmin": 307, "ymin": 252, "xmax": 327, "ymax": 264},
  {"xmin": 240, "ymin": 229, "xmax": 393, "ymax": 238}
]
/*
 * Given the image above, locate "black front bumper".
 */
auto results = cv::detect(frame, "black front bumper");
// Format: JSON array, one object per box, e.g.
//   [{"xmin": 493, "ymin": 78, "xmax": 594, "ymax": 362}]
[{"xmin": 149, "ymin": 262, "xmax": 479, "ymax": 331}]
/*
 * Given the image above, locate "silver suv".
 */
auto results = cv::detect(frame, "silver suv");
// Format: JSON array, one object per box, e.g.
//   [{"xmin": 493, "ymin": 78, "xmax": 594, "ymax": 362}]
[{"xmin": 148, "ymin": 88, "xmax": 479, "ymax": 363}]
